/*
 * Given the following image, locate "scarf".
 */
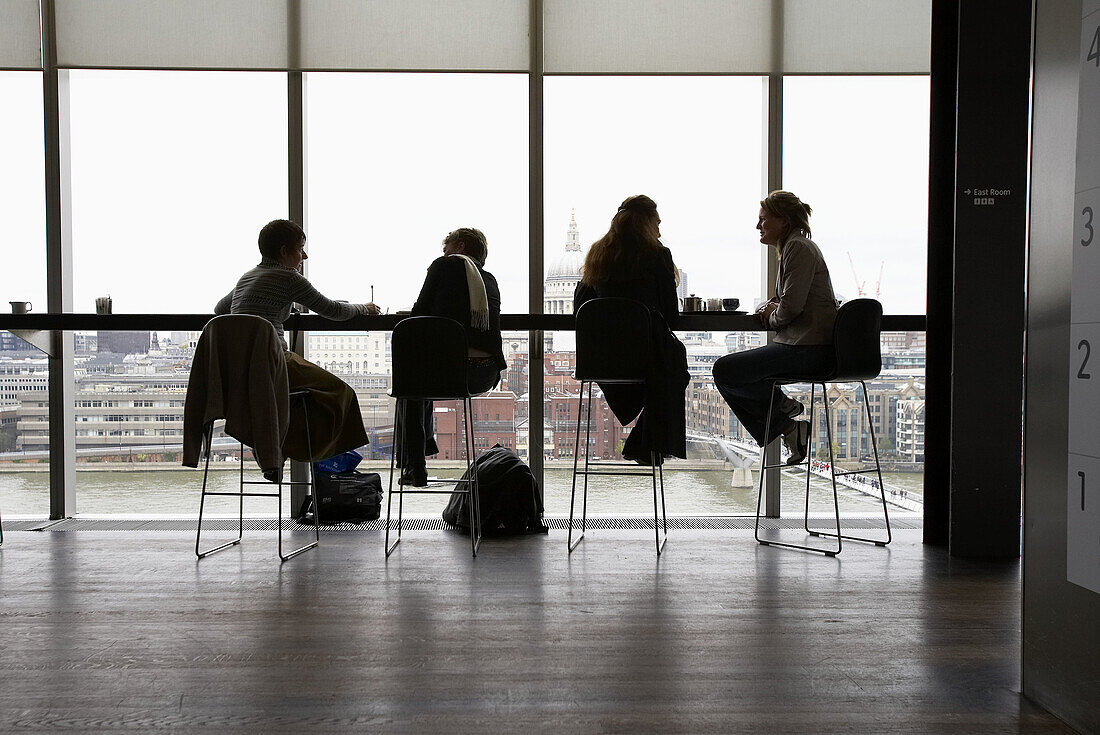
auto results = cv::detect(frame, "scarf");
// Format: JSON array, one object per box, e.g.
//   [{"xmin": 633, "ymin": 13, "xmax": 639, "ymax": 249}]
[{"xmin": 449, "ymin": 254, "xmax": 489, "ymax": 331}]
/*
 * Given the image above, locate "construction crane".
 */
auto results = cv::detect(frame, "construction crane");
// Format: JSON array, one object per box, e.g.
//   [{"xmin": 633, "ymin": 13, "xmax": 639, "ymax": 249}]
[
  {"xmin": 847, "ymin": 251, "xmax": 866, "ymax": 296},
  {"xmin": 847, "ymin": 251, "xmax": 885, "ymax": 299}
]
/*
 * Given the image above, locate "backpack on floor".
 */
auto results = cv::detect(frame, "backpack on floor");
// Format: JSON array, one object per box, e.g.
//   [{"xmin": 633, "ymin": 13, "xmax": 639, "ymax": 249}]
[
  {"xmin": 442, "ymin": 444, "xmax": 549, "ymax": 536},
  {"xmin": 298, "ymin": 468, "xmax": 383, "ymax": 524}
]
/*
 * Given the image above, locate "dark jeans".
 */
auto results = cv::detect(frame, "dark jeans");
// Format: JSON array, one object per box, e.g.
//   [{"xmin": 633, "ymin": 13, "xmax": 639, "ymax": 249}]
[
  {"xmin": 711, "ymin": 343, "xmax": 834, "ymax": 446},
  {"xmin": 397, "ymin": 358, "xmax": 501, "ymax": 472}
]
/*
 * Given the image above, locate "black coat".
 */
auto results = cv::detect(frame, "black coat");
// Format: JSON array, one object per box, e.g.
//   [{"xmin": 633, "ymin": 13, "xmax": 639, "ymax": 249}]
[
  {"xmin": 412, "ymin": 256, "xmax": 507, "ymax": 373},
  {"xmin": 574, "ymin": 246, "xmax": 689, "ymax": 462}
]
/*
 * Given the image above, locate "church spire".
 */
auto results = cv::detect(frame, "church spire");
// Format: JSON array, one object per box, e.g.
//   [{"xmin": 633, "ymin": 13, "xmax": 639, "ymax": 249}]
[{"xmin": 566, "ymin": 209, "xmax": 581, "ymax": 252}]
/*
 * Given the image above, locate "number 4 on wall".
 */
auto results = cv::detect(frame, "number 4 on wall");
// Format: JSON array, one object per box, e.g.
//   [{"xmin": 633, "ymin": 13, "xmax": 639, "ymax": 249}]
[{"xmin": 1090, "ymin": 25, "xmax": 1100, "ymax": 67}]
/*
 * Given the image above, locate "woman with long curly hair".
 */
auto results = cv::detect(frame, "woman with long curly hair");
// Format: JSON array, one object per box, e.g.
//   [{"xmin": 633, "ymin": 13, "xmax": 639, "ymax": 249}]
[{"xmin": 574, "ymin": 195, "xmax": 689, "ymax": 465}]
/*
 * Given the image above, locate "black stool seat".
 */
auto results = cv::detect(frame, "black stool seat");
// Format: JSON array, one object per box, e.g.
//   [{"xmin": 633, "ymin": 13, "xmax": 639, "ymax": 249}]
[
  {"xmin": 385, "ymin": 316, "xmax": 482, "ymax": 557},
  {"xmin": 569, "ymin": 298, "xmax": 668, "ymax": 556}
]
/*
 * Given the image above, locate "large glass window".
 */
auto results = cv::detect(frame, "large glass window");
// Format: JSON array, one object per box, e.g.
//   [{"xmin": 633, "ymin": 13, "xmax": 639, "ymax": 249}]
[
  {"xmin": 783, "ymin": 76, "xmax": 930, "ymax": 314},
  {"xmin": 305, "ymin": 73, "xmax": 529, "ymax": 517},
  {"xmin": 783, "ymin": 76, "xmax": 929, "ymax": 518},
  {"xmin": 68, "ymin": 70, "xmax": 288, "ymax": 315},
  {"xmin": 306, "ymin": 72, "xmax": 529, "ymax": 312},
  {"xmin": 1, "ymin": 71, "xmax": 50, "ymax": 517},
  {"xmin": 541, "ymin": 76, "xmax": 765, "ymax": 516},
  {"xmin": 67, "ymin": 71, "xmax": 287, "ymax": 514}
]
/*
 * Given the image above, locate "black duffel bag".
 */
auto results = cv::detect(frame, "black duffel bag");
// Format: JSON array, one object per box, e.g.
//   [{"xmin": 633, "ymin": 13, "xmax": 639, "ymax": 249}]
[
  {"xmin": 298, "ymin": 468, "xmax": 383, "ymax": 524},
  {"xmin": 443, "ymin": 444, "xmax": 549, "ymax": 536}
]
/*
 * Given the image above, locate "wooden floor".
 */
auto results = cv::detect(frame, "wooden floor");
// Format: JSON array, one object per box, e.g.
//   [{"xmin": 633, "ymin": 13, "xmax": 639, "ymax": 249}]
[{"xmin": 0, "ymin": 527, "xmax": 1075, "ymax": 734}]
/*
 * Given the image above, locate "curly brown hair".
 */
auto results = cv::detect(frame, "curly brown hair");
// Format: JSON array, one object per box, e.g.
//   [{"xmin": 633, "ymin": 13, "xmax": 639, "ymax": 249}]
[{"xmin": 580, "ymin": 195, "xmax": 667, "ymax": 287}]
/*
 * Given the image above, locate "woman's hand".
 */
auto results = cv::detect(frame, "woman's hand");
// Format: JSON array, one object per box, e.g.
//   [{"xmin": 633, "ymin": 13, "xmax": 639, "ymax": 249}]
[
  {"xmin": 756, "ymin": 300, "xmax": 778, "ymax": 328},
  {"xmin": 364, "ymin": 302, "xmax": 381, "ymax": 315}
]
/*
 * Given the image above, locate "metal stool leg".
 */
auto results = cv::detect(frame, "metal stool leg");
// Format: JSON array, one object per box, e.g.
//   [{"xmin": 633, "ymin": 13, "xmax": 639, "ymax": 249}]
[
  {"xmin": 464, "ymin": 397, "xmax": 481, "ymax": 557},
  {"xmin": 754, "ymin": 389, "xmax": 778, "ymax": 545},
  {"xmin": 809, "ymin": 380, "xmax": 892, "ymax": 547},
  {"xmin": 568, "ymin": 381, "xmax": 589, "ymax": 552},
  {"xmin": 279, "ymin": 393, "xmax": 319, "ymax": 561},
  {"xmin": 385, "ymin": 398, "xmax": 405, "ymax": 556},
  {"xmin": 755, "ymin": 382, "xmax": 841, "ymax": 556},
  {"xmin": 196, "ymin": 424, "xmax": 244, "ymax": 558},
  {"xmin": 652, "ymin": 450, "xmax": 667, "ymax": 556}
]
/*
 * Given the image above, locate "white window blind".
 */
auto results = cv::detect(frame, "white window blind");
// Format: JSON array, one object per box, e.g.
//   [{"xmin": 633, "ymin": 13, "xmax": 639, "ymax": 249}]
[
  {"xmin": 0, "ymin": 0, "xmax": 42, "ymax": 69},
  {"xmin": 54, "ymin": 0, "xmax": 289, "ymax": 69},
  {"xmin": 545, "ymin": 0, "xmax": 775, "ymax": 74},
  {"xmin": 783, "ymin": 0, "xmax": 931, "ymax": 74},
  {"xmin": 299, "ymin": 0, "xmax": 528, "ymax": 71},
  {"xmin": 47, "ymin": 0, "xmax": 930, "ymax": 74},
  {"xmin": 544, "ymin": 0, "xmax": 930, "ymax": 74}
]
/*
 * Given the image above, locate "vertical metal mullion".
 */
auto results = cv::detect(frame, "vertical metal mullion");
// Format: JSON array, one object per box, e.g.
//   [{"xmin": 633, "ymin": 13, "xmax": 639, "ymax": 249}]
[
  {"xmin": 528, "ymin": 0, "xmax": 545, "ymax": 498},
  {"xmin": 762, "ymin": 0, "xmax": 784, "ymax": 518},
  {"xmin": 287, "ymin": 0, "xmax": 310, "ymax": 507},
  {"xmin": 42, "ymin": 0, "xmax": 76, "ymax": 519}
]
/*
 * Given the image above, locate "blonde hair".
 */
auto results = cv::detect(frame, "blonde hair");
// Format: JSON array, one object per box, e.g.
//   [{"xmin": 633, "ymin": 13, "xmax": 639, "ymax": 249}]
[
  {"xmin": 580, "ymin": 195, "xmax": 665, "ymax": 287},
  {"xmin": 761, "ymin": 190, "xmax": 812, "ymax": 247}
]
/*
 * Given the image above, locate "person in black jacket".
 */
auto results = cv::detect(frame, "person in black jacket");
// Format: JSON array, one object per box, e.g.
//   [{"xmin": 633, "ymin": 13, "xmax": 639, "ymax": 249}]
[
  {"xmin": 573, "ymin": 195, "xmax": 689, "ymax": 465},
  {"xmin": 397, "ymin": 227, "xmax": 507, "ymax": 487}
]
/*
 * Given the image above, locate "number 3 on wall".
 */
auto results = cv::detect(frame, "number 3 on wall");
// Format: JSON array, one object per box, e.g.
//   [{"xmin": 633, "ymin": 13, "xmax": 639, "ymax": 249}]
[{"xmin": 1084, "ymin": 206, "xmax": 1094, "ymax": 247}]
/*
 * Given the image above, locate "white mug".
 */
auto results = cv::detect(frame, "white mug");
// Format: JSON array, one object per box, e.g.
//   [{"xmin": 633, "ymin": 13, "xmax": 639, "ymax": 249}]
[
  {"xmin": 95, "ymin": 296, "xmax": 112, "ymax": 315},
  {"xmin": 9, "ymin": 301, "xmax": 31, "ymax": 314}
]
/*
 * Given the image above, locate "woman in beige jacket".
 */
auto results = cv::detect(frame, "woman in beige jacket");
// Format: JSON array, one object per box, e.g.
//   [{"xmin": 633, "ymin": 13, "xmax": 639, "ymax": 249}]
[{"xmin": 711, "ymin": 190, "xmax": 838, "ymax": 464}]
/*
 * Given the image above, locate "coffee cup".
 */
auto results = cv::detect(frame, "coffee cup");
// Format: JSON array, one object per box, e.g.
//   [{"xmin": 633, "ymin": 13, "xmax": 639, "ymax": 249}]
[
  {"xmin": 9, "ymin": 301, "xmax": 32, "ymax": 314},
  {"xmin": 722, "ymin": 298, "xmax": 740, "ymax": 311},
  {"xmin": 707, "ymin": 298, "xmax": 722, "ymax": 312},
  {"xmin": 95, "ymin": 296, "xmax": 112, "ymax": 315}
]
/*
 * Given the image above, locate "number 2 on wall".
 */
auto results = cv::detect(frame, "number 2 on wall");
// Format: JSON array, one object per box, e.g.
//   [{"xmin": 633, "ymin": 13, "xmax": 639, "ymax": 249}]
[
  {"xmin": 1084, "ymin": 206, "xmax": 1095, "ymax": 247},
  {"xmin": 1079, "ymin": 339, "xmax": 1092, "ymax": 379}
]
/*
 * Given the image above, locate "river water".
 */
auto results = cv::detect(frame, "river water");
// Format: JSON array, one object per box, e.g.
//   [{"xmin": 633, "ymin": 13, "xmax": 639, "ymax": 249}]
[{"xmin": 0, "ymin": 462, "xmax": 923, "ymax": 518}]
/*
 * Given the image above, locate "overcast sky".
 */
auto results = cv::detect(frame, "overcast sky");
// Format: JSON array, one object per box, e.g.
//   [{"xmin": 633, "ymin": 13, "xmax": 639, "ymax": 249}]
[{"xmin": 1, "ymin": 71, "xmax": 928, "ymax": 321}]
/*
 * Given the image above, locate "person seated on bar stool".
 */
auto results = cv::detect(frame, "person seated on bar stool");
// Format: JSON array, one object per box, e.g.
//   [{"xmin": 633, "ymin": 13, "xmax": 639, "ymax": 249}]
[
  {"xmin": 573, "ymin": 194, "xmax": 689, "ymax": 465},
  {"xmin": 711, "ymin": 191, "xmax": 838, "ymax": 462},
  {"xmin": 214, "ymin": 219, "xmax": 381, "ymax": 475},
  {"xmin": 396, "ymin": 227, "xmax": 507, "ymax": 487}
]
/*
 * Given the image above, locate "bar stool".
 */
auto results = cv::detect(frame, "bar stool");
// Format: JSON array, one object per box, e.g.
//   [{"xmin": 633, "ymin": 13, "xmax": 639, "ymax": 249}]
[
  {"xmin": 194, "ymin": 391, "xmax": 317, "ymax": 561},
  {"xmin": 755, "ymin": 298, "xmax": 892, "ymax": 556},
  {"xmin": 186, "ymin": 314, "xmax": 319, "ymax": 562},
  {"xmin": 385, "ymin": 316, "xmax": 481, "ymax": 557},
  {"xmin": 569, "ymin": 298, "xmax": 667, "ymax": 556}
]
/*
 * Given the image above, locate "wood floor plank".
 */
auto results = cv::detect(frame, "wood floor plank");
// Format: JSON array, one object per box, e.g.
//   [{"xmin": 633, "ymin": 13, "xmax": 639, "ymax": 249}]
[{"xmin": 0, "ymin": 530, "xmax": 1077, "ymax": 734}]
